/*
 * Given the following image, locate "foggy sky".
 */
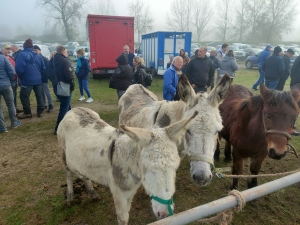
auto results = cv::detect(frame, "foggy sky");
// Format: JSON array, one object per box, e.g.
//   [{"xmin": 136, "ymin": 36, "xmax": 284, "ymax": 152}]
[{"xmin": 0, "ymin": 0, "xmax": 299, "ymax": 42}]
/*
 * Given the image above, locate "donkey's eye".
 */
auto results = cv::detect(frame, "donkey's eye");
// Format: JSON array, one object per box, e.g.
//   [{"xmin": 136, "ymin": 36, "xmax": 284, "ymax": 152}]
[
  {"xmin": 187, "ymin": 130, "xmax": 191, "ymax": 135},
  {"xmin": 266, "ymin": 115, "xmax": 272, "ymax": 120}
]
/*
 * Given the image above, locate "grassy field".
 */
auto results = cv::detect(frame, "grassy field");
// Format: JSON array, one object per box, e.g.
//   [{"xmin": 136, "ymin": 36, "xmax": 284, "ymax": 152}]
[{"xmin": 1, "ymin": 67, "xmax": 300, "ymax": 225}]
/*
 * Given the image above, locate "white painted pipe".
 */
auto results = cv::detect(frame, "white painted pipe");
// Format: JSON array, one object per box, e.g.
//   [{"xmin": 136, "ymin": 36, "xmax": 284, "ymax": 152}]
[{"xmin": 148, "ymin": 172, "xmax": 300, "ymax": 225}]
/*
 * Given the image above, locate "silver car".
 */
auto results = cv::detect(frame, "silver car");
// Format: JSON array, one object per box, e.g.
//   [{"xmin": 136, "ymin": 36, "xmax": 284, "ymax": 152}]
[{"xmin": 73, "ymin": 46, "xmax": 90, "ymax": 61}]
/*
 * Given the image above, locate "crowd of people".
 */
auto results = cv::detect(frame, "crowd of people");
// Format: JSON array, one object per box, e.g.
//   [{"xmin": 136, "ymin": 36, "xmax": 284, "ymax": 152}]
[
  {"xmin": 1, "ymin": 40, "xmax": 300, "ymax": 136},
  {"xmin": 0, "ymin": 38, "xmax": 92, "ymax": 134},
  {"xmin": 162, "ymin": 43, "xmax": 300, "ymax": 136}
]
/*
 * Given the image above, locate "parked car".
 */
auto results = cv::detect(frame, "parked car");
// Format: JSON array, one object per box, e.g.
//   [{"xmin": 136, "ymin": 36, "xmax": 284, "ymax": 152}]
[
  {"xmin": 66, "ymin": 45, "xmax": 77, "ymax": 56},
  {"xmin": 190, "ymin": 43, "xmax": 200, "ymax": 56},
  {"xmin": 82, "ymin": 42, "xmax": 90, "ymax": 47},
  {"xmin": 243, "ymin": 48, "xmax": 262, "ymax": 58},
  {"xmin": 65, "ymin": 42, "xmax": 79, "ymax": 47},
  {"xmin": 32, "ymin": 40, "xmax": 42, "ymax": 44},
  {"xmin": 245, "ymin": 50, "xmax": 298, "ymax": 69},
  {"xmin": 73, "ymin": 46, "xmax": 90, "ymax": 61},
  {"xmin": 245, "ymin": 52, "xmax": 260, "ymax": 69},
  {"xmin": 206, "ymin": 41, "xmax": 222, "ymax": 48},
  {"xmin": 257, "ymin": 43, "xmax": 270, "ymax": 49},
  {"xmin": 290, "ymin": 47, "xmax": 300, "ymax": 54},
  {"xmin": 34, "ymin": 44, "xmax": 52, "ymax": 59},
  {"xmin": 228, "ymin": 45, "xmax": 245, "ymax": 61}
]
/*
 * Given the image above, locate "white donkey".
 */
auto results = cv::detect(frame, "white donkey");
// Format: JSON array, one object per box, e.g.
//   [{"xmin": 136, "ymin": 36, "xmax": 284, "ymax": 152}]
[
  {"xmin": 119, "ymin": 74, "xmax": 231, "ymax": 186},
  {"xmin": 57, "ymin": 107, "xmax": 197, "ymax": 224}
]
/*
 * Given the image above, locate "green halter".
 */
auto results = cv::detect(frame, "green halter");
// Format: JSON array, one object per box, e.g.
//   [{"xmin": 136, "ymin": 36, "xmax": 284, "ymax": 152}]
[{"xmin": 151, "ymin": 195, "xmax": 174, "ymax": 216}]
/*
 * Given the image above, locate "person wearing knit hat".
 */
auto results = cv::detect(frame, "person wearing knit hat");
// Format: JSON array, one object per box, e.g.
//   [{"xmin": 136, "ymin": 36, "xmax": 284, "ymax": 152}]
[
  {"xmin": 23, "ymin": 39, "xmax": 33, "ymax": 49},
  {"xmin": 262, "ymin": 46, "xmax": 285, "ymax": 90},
  {"xmin": 276, "ymin": 48, "xmax": 295, "ymax": 91},
  {"xmin": 15, "ymin": 38, "xmax": 46, "ymax": 118}
]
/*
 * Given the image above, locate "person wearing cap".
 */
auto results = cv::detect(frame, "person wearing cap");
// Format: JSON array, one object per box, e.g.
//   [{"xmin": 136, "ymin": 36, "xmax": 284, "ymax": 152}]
[
  {"xmin": 252, "ymin": 44, "xmax": 272, "ymax": 90},
  {"xmin": 276, "ymin": 48, "xmax": 295, "ymax": 91},
  {"xmin": 15, "ymin": 39, "xmax": 46, "ymax": 119},
  {"xmin": 33, "ymin": 45, "xmax": 54, "ymax": 112},
  {"xmin": 0, "ymin": 52, "xmax": 21, "ymax": 132},
  {"xmin": 1, "ymin": 43, "xmax": 22, "ymax": 114},
  {"xmin": 262, "ymin": 46, "xmax": 285, "ymax": 90}
]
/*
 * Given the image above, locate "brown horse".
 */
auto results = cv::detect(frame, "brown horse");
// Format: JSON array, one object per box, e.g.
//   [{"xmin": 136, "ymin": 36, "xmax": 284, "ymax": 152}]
[{"xmin": 215, "ymin": 83, "xmax": 299, "ymax": 190}]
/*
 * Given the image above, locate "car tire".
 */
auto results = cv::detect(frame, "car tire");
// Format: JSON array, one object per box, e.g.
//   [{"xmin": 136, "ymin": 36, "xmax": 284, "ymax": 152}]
[{"xmin": 245, "ymin": 61, "xmax": 253, "ymax": 69}]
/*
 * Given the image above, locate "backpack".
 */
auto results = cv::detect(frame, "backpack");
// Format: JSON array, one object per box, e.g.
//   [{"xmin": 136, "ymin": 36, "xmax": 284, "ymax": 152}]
[{"xmin": 144, "ymin": 72, "xmax": 152, "ymax": 86}]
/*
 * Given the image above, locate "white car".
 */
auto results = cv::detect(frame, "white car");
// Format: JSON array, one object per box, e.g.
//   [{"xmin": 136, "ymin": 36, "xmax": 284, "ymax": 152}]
[{"xmin": 73, "ymin": 46, "xmax": 90, "ymax": 61}]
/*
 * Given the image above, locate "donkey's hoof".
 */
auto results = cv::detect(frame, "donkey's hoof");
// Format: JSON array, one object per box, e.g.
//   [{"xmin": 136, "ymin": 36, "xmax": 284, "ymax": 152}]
[
  {"xmin": 214, "ymin": 156, "xmax": 220, "ymax": 162},
  {"xmin": 224, "ymin": 157, "xmax": 232, "ymax": 163}
]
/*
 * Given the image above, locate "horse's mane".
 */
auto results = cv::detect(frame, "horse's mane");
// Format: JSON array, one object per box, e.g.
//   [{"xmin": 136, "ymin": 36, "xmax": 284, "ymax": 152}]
[{"xmin": 238, "ymin": 90, "xmax": 298, "ymax": 112}]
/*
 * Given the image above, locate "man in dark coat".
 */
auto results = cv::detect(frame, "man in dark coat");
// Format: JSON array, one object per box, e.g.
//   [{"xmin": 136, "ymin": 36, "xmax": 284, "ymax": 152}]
[
  {"xmin": 109, "ymin": 54, "xmax": 132, "ymax": 100},
  {"xmin": 262, "ymin": 46, "xmax": 285, "ymax": 90},
  {"xmin": 276, "ymin": 49, "xmax": 295, "ymax": 91},
  {"xmin": 16, "ymin": 39, "xmax": 46, "ymax": 118},
  {"xmin": 186, "ymin": 46, "xmax": 214, "ymax": 93},
  {"xmin": 123, "ymin": 45, "xmax": 135, "ymax": 67},
  {"xmin": 290, "ymin": 54, "xmax": 300, "ymax": 88},
  {"xmin": 33, "ymin": 45, "xmax": 54, "ymax": 112}
]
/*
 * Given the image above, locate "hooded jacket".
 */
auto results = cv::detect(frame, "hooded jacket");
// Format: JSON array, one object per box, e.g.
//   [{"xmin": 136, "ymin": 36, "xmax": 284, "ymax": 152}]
[
  {"xmin": 219, "ymin": 55, "xmax": 239, "ymax": 78},
  {"xmin": 15, "ymin": 48, "xmax": 46, "ymax": 86},
  {"xmin": 258, "ymin": 46, "xmax": 271, "ymax": 69},
  {"xmin": 163, "ymin": 64, "xmax": 178, "ymax": 101},
  {"xmin": 186, "ymin": 56, "xmax": 214, "ymax": 88},
  {"xmin": 75, "ymin": 57, "xmax": 90, "ymax": 80},
  {"xmin": 109, "ymin": 54, "xmax": 132, "ymax": 90},
  {"xmin": 0, "ymin": 54, "xmax": 15, "ymax": 86},
  {"xmin": 263, "ymin": 53, "xmax": 285, "ymax": 81}
]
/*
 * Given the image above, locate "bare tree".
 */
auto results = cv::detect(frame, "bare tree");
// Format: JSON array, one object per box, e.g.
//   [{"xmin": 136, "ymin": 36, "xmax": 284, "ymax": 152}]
[
  {"xmin": 214, "ymin": 0, "xmax": 233, "ymax": 41},
  {"xmin": 231, "ymin": 0, "xmax": 248, "ymax": 42},
  {"xmin": 36, "ymin": 0, "xmax": 89, "ymax": 41},
  {"xmin": 244, "ymin": 0, "xmax": 267, "ymax": 41},
  {"xmin": 89, "ymin": 0, "xmax": 116, "ymax": 15},
  {"xmin": 192, "ymin": 0, "xmax": 212, "ymax": 42},
  {"xmin": 128, "ymin": 0, "xmax": 154, "ymax": 43},
  {"xmin": 166, "ymin": 0, "xmax": 195, "ymax": 32},
  {"xmin": 264, "ymin": 0, "xmax": 297, "ymax": 42}
]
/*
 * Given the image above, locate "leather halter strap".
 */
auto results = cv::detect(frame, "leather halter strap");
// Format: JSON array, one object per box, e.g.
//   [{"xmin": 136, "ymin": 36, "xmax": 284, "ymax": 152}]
[{"xmin": 262, "ymin": 111, "xmax": 292, "ymax": 140}]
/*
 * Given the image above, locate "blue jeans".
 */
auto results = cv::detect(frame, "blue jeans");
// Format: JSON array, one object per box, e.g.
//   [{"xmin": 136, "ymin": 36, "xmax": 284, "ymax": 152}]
[
  {"xmin": 265, "ymin": 80, "xmax": 279, "ymax": 90},
  {"xmin": 54, "ymin": 95, "xmax": 72, "ymax": 131},
  {"xmin": 0, "ymin": 85, "xmax": 19, "ymax": 131},
  {"xmin": 78, "ymin": 78, "xmax": 91, "ymax": 98},
  {"xmin": 252, "ymin": 69, "xmax": 265, "ymax": 89}
]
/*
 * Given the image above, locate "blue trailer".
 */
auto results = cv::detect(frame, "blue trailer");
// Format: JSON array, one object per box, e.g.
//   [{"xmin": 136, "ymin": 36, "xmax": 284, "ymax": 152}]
[{"xmin": 139, "ymin": 31, "xmax": 192, "ymax": 76}]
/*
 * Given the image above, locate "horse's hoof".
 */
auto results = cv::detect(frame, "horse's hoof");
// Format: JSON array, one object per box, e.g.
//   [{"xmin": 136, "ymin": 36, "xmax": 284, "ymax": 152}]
[
  {"xmin": 66, "ymin": 201, "xmax": 73, "ymax": 207},
  {"xmin": 247, "ymin": 182, "xmax": 258, "ymax": 189},
  {"xmin": 92, "ymin": 196, "xmax": 101, "ymax": 202}
]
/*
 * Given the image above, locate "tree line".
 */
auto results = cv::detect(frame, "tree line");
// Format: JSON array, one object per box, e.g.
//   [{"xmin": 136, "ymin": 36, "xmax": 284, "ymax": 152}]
[{"xmin": 34, "ymin": 0, "xmax": 297, "ymax": 43}]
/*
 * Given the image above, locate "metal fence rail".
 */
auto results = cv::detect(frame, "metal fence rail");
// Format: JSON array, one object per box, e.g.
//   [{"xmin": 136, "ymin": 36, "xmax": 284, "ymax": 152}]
[{"xmin": 148, "ymin": 172, "xmax": 300, "ymax": 225}]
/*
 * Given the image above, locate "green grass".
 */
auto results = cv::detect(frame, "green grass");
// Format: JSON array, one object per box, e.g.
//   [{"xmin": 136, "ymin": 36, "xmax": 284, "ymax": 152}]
[{"xmin": 1, "ymin": 67, "xmax": 300, "ymax": 225}]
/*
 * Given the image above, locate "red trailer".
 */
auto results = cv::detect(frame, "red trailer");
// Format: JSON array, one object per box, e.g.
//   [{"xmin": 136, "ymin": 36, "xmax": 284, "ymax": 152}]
[{"xmin": 86, "ymin": 14, "xmax": 134, "ymax": 78}]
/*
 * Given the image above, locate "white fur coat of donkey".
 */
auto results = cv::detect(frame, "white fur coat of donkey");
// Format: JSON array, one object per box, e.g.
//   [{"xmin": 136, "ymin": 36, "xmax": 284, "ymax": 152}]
[
  {"xmin": 57, "ymin": 107, "xmax": 197, "ymax": 225},
  {"xmin": 119, "ymin": 74, "xmax": 231, "ymax": 186}
]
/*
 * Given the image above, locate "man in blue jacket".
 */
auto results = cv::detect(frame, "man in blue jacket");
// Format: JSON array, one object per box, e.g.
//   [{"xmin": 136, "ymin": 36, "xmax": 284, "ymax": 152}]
[
  {"xmin": 252, "ymin": 44, "xmax": 272, "ymax": 90},
  {"xmin": 163, "ymin": 56, "xmax": 183, "ymax": 101},
  {"xmin": 15, "ymin": 39, "xmax": 46, "ymax": 119},
  {"xmin": 263, "ymin": 46, "xmax": 285, "ymax": 90}
]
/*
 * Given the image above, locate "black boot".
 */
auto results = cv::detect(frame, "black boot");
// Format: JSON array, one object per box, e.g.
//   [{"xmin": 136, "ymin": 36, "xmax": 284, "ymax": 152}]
[{"xmin": 47, "ymin": 105, "xmax": 54, "ymax": 112}]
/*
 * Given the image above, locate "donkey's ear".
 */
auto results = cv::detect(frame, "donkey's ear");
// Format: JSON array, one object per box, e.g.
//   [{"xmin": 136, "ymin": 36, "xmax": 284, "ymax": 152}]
[
  {"xmin": 290, "ymin": 83, "xmax": 300, "ymax": 105},
  {"xmin": 119, "ymin": 125, "xmax": 153, "ymax": 146},
  {"xmin": 208, "ymin": 74, "xmax": 231, "ymax": 107},
  {"xmin": 165, "ymin": 111, "xmax": 198, "ymax": 142},
  {"xmin": 259, "ymin": 83, "xmax": 272, "ymax": 102},
  {"xmin": 177, "ymin": 74, "xmax": 197, "ymax": 107}
]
